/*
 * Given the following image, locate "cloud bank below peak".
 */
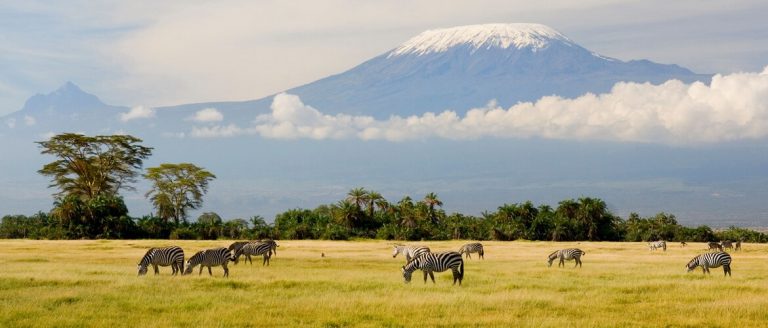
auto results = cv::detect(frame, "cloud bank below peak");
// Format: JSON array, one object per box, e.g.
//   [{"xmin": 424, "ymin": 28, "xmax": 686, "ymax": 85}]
[{"xmin": 190, "ymin": 67, "xmax": 768, "ymax": 145}]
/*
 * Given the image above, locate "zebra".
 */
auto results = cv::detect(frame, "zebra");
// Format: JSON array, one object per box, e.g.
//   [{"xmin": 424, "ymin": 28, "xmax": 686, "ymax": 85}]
[
  {"xmin": 720, "ymin": 240, "xmax": 734, "ymax": 251},
  {"xmin": 458, "ymin": 242, "xmax": 484, "ymax": 259},
  {"xmin": 137, "ymin": 246, "xmax": 185, "ymax": 276},
  {"xmin": 707, "ymin": 242, "xmax": 723, "ymax": 252},
  {"xmin": 735, "ymin": 240, "xmax": 742, "ymax": 251},
  {"xmin": 686, "ymin": 252, "xmax": 732, "ymax": 276},
  {"xmin": 547, "ymin": 248, "xmax": 585, "ymax": 268},
  {"xmin": 648, "ymin": 240, "xmax": 667, "ymax": 251},
  {"xmin": 234, "ymin": 241, "xmax": 273, "ymax": 266},
  {"xmin": 402, "ymin": 251, "xmax": 464, "ymax": 285},
  {"xmin": 392, "ymin": 245, "xmax": 431, "ymax": 263},
  {"xmin": 680, "ymin": 241, "xmax": 687, "ymax": 247},
  {"xmin": 183, "ymin": 247, "xmax": 235, "ymax": 277}
]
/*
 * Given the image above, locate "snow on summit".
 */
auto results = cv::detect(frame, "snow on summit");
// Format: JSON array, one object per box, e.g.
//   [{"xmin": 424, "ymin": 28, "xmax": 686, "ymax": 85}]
[{"xmin": 388, "ymin": 23, "xmax": 573, "ymax": 57}]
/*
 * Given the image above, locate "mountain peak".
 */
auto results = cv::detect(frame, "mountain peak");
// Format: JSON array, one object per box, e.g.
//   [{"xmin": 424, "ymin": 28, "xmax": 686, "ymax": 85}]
[
  {"xmin": 18, "ymin": 81, "xmax": 106, "ymax": 115},
  {"xmin": 388, "ymin": 23, "xmax": 572, "ymax": 57}
]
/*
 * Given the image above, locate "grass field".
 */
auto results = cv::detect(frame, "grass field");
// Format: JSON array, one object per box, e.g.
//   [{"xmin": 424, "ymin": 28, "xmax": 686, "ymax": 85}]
[{"xmin": 1, "ymin": 239, "xmax": 766, "ymax": 327}]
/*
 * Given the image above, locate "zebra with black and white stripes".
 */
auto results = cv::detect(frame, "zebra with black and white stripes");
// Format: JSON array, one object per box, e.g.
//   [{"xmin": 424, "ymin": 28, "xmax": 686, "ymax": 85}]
[
  {"xmin": 686, "ymin": 252, "xmax": 732, "ymax": 276},
  {"xmin": 392, "ymin": 245, "xmax": 431, "ymax": 263},
  {"xmin": 547, "ymin": 248, "xmax": 585, "ymax": 268},
  {"xmin": 137, "ymin": 246, "xmax": 185, "ymax": 276},
  {"xmin": 648, "ymin": 240, "xmax": 667, "ymax": 251},
  {"xmin": 458, "ymin": 242, "xmax": 484, "ymax": 259},
  {"xmin": 707, "ymin": 242, "xmax": 723, "ymax": 252},
  {"xmin": 234, "ymin": 241, "xmax": 273, "ymax": 266},
  {"xmin": 720, "ymin": 240, "xmax": 734, "ymax": 251},
  {"xmin": 183, "ymin": 247, "xmax": 235, "ymax": 277},
  {"xmin": 402, "ymin": 251, "xmax": 464, "ymax": 285}
]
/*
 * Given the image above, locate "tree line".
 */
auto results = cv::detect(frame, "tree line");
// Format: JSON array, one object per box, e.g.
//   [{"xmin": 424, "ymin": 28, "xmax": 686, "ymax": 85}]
[{"xmin": 1, "ymin": 133, "xmax": 766, "ymax": 242}]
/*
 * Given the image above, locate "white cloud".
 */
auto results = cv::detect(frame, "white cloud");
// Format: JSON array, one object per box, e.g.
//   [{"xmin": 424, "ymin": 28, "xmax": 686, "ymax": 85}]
[
  {"xmin": 189, "ymin": 108, "xmax": 224, "ymax": 123},
  {"xmin": 194, "ymin": 67, "xmax": 768, "ymax": 145},
  {"xmin": 23, "ymin": 115, "xmax": 36, "ymax": 126},
  {"xmin": 191, "ymin": 124, "xmax": 242, "ymax": 138},
  {"xmin": 119, "ymin": 105, "xmax": 155, "ymax": 121}
]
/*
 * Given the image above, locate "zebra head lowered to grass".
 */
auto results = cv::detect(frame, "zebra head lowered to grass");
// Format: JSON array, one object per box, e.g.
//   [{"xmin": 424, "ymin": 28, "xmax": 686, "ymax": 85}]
[
  {"xmin": 547, "ymin": 248, "xmax": 585, "ymax": 268},
  {"xmin": 458, "ymin": 242, "xmax": 484, "ymax": 259},
  {"xmin": 183, "ymin": 247, "xmax": 235, "ymax": 277},
  {"xmin": 392, "ymin": 245, "xmax": 431, "ymax": 263},
  {"xmin": 686, "ymin": 252, "xmax": 732, "ymax": 277},
  {"xmin": 648, "ymin": 240, "xmax": 667, "ymax": 251},
  {"xmin": 137, "ymin": 246, "xmax": 185, "ymax": 276},
  {"xmin": 402, "ymin": 251, "xmax": 464, "ymax": 285}
]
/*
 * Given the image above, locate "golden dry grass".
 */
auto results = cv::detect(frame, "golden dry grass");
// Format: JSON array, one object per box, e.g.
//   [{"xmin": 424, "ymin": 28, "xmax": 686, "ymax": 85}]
[{"xmin": 0, "ymin": 239, "xmax": 766, "ymax": 327}]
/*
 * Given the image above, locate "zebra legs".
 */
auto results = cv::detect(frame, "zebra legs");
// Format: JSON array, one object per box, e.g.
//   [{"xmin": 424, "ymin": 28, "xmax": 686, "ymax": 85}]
[
  {"xmin": 223, "ymin": 264, "xmax": 229, "ymax": 278},
  {"xmin": 452, "ymin": 268, "xmax": 462, "ymax": 285},
  {"xmin": 262, "ymin": 253, "xmax": 271, "ymax": 266},
  {"xmin": 575, "ymin": 257, "xmax": 582, "ymax": 268},
  {"xmin": 724, "ymin": 265, "xmax": 731, "ymax": 277},
  {"xmin": 153, "ymin": 264, "xmax": 160, "ymax": 275},
  {"xmin": 422, "ymin": 271, "xmax": 436, "ymax": 284}
]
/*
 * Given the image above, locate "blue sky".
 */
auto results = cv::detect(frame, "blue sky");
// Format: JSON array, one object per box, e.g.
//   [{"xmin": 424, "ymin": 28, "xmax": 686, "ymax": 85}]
[{"xmin": 1, "ymin": 0, "xmax": 767, "ymax": 116}]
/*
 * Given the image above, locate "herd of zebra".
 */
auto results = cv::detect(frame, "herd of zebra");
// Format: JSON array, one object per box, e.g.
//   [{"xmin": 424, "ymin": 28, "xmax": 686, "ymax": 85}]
[
  {"xmin": 136, "ymin": 239, "xmax": 278, "ymax": 277},
  {"xmin": 645, "ymin": 239, "xmax": 738, "ymax": 276},
  {"xmin": 137, "ymin": 239, "xmax": 738, "ymax": 282}
]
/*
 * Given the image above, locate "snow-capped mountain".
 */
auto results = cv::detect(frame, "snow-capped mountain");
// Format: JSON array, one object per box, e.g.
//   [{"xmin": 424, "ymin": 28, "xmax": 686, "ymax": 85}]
[{"xmin": 282, "ymin": 23, "xmax": 708, "ymax": 117}]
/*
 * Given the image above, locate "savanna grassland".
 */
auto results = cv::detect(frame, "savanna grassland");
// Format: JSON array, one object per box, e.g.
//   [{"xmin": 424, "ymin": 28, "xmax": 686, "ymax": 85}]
[{"xmin": 1, "ymin": 240, "xmax": 766, "ymax": 327}]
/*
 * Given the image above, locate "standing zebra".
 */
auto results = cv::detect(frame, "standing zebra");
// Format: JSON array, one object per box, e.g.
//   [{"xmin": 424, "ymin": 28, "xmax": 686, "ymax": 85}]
[
  {"xmin": 137, "ymin": 246, "xmax": 185, "ymax": 276},
  {"xmin": 547, "ymin": 248, "xmax": 586, "ymax": 268},
  {"xmin": 707, "ymin": 242, "xmax": 723, "ymax": 252},
  {"xmin": 458, "ymin": 242, "xmax": 484, "ymax": 259},
  {"xmin": 686, "ymin": 252, "xmax": 732, "ymax": 276},
  {"xmin": 235, "ymin": 241, "xmax": 273, "ymax": 266},
  {"xmin": 392, "ymin": 245, "xmax": 431, "ymax": 263},
  {"xmin": 184, "ymin": 247, "xmax": 235, "ymax": 277},
  {"xmin": 648, "ymin": 240, "xmax": 667, "ymax": 251},
  {"xmin": 734, "ymin": 240, "xmax": 742, "ymax": 251},
  {"xmin": 402, "ymin": 251, "xmax": 464, "ymax": 285},
  {"xmin": 720, "ymin": 241, "xmax": 734, "ymax": 251}
]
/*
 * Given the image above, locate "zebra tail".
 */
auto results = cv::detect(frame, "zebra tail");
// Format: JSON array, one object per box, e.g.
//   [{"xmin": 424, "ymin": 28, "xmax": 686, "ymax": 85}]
[{"xmin": 459, "ymin": 260, "xmax": 465, "ymax": 280}]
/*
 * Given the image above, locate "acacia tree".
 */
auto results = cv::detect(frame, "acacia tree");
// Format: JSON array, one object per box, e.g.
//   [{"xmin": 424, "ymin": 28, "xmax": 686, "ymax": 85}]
[
  {"xmin": 37, "ymin": 133, "xmax": 152, "ymax": 237},
  {"xmin": 144, "ymin": 163, "xmax": 216, "ymax": 225},
  {"xmin": 37, "ymin": 133, "xmax": 153, "ymax": 200}
]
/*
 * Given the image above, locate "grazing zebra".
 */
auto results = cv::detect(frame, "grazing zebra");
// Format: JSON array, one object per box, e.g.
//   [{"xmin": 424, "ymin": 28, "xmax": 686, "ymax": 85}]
[
  {"xmin": 547, "ymin": 248, "xmax": 586, "ymax": 268},
  {"xmin": 392, "ymin": 245, "xmax": 431, "ymax": 263},
  {"xmin": 735, "ymin": 240, "xmax": 742, "ymax": 251},
  {"xmin": 184, "ymin": 247, "xmax": 235, "ymax": 277},
  {"xmin": 234, "ymin": 241, "xmax": 273, "ymax": 266},
  {"xmin": 720, "ymin": 240, "xmax": 734, "ymax": 251},
  {"xmin": 458, "ymin": 242, "xmax": 484, "ymax": 259},
  {"xmin": 402, "ymin": 251, "xmax": 464, "ymax": 285},
  {"xmin": 648, "ymin": 240, "xmax": 667, "ymax": 251},
  {"xmin": 707, "ymin": 242, "xmax": 723, "ymax": 252},
  {"xmin": 138, "ymin": 246, "xmax": 185, "ymax": 276},
  {"xmin": 686, "ymin": 252, "xmax": 732, "ymax": 276}
]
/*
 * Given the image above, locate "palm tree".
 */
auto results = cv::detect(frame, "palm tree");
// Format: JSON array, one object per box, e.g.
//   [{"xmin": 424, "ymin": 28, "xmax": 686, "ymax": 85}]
[
  {"xmin": 366, "ymin": 191, "xmax": 384, "ymax": 218},
  {"xmin": 577, "ymin": 197, "xmax": 607, "ymax": 241},
  {"xmin": 333, "ymin": 200, "xmax": 359, "ymax": 229},
  {"xmin": 422, "ymin": 192, "xmax": 443, "ymax": 224},
  {"xmin": 397, "ymin": 196, "xmax": 417, "ymax": 228},
  {"xmin": 346, "ymin": 187, "xmax": 368, "ymax": 212}
]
